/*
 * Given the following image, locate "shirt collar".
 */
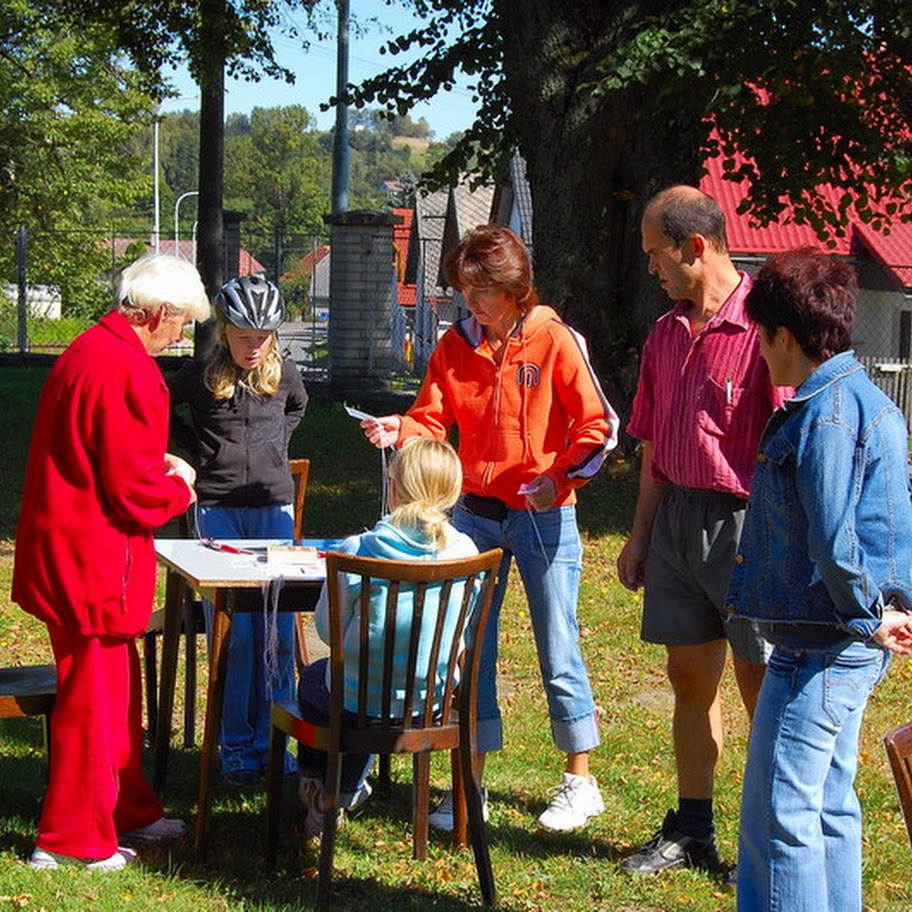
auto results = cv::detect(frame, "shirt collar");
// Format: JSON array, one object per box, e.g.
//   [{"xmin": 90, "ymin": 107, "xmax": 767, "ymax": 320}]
[
  {"xmin": 671, "ymin": 272, "xmax": 753, "ymax": 332},
  {"xmin": 787, "ymin": 350, "xmax": 861, "ymax": 405}
]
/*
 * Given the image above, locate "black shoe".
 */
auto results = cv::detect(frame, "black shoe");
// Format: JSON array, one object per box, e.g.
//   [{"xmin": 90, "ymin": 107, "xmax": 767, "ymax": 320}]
[
  {"xmin": 620, "ymin": 809, "xmax": 722, "ymax": 874},
  {"xmin": 224, "ymin": 769, "xmax": 261, "ymax": 787}
]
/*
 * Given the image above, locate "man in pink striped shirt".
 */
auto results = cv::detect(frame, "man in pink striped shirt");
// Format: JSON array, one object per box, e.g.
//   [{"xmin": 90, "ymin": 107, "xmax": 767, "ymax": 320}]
[{"xmin": 617, "ymin": 186, "xmax": 785, "ymax": 879}]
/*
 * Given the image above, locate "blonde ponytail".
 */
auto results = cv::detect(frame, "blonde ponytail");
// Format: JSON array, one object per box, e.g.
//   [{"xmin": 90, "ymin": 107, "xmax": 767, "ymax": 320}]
[{"xmin": 387, "ymin": 438, "xmax": 462, "ymax": 549}]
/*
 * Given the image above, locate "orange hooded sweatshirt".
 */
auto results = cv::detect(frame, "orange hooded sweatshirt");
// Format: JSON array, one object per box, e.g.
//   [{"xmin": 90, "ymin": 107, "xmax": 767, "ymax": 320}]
[{"xmin": 398, "ymin": 305, "xmax": 618, "ymax": 509}]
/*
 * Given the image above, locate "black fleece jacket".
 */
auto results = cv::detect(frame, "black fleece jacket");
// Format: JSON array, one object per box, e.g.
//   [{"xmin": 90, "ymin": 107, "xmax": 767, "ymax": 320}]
[{"xmin": 167, "ymin": 358, "xmax": 308, "ymax": 507}]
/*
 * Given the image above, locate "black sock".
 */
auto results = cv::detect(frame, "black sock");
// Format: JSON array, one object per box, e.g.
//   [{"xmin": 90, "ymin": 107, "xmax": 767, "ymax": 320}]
[{"xmin": 676, "ymin": 798, "xmax": 714, "ymax": 840}]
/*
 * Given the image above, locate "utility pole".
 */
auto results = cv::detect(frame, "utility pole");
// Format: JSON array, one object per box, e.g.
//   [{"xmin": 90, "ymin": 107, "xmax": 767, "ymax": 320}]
[
  {"xmin": 152, "ymin": 112, "xmax": 161, "ymax": 253},
  {"xmin": 331, "ymin": 0, "xmax": 350, "ymax": 214}
]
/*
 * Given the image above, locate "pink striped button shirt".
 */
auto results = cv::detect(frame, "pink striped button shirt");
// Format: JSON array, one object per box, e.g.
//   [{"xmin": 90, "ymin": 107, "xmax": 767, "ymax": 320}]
[{"xmin": 627, "ymin": 273, "xmax": 787, "ymax": 498}]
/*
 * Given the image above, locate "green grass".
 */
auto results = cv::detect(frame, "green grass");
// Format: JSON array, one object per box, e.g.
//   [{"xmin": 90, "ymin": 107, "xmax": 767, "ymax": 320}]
[{"xmin": 1, "ymin": 363, "xmax": 911, "ymax": 910}]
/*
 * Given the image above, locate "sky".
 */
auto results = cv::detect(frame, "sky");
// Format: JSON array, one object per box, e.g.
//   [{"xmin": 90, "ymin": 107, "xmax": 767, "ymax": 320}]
[{"xmin": 163, "ymin": 0, "xmax": 480, "ymax": 140}]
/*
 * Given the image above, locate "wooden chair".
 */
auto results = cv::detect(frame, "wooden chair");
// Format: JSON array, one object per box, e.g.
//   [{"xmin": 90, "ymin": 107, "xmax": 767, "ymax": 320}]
[
  {"xmin": 884, "ymin": 722, "xmax": 912, "ymax": 851},
  {"xmin": 0, "ymin": 664, "xmax": 57, "ymax": 768},
  {"xmin": 144, "ymin": 457, "xmax": 313, "ymax": 747},
  {"xmin": 290, "ymin": 458, "xmax": 314, "ymax": 667},
  {"xmin": 290, "ymin": 457, "xmax": 310, "ymax": 540},
  {"xmin": 265, "ymin": 548, "xmax": 501, "ymax": 908}
]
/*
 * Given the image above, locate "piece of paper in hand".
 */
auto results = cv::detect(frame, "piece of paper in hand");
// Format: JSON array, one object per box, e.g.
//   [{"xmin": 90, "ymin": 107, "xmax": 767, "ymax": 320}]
[{"xmin": 344, "ymin": 404, "xmax": 378, "ymax": 424}]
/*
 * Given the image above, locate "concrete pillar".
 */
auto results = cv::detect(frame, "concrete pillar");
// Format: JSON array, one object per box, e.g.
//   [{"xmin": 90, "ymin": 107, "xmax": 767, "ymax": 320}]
[{"xmin": 324, "ymin": 210, "xmax": 397, "ymax": 388}]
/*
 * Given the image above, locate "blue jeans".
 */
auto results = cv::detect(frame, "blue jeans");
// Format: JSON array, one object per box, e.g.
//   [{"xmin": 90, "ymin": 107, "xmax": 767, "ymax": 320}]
[
  {"xmin": 452, "ymin": 504, "xmax": 600, "ymax": 755},
  {"xmin": 737, "ymin": 641, "xmax": 890, "ymax": 912},
  {"xmin": 197, "ymin": 504, "xmax": 297, "ymax": 776},
  {"xmin": 296, "ymin": 658, "xmax": 374, "ymax": 794}
]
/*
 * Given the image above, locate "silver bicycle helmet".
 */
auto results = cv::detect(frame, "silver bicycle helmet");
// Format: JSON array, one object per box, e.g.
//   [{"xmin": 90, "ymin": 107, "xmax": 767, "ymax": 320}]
[{"xmin": 214, "ymin": 276, "xmax": 285, "ymax": 330}]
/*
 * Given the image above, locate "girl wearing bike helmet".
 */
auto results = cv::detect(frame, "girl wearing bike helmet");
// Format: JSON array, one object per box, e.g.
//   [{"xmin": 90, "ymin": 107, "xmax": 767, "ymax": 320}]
[{"xmin": 168, "ymin": 275, "xmax": 308, "ymax": 785}]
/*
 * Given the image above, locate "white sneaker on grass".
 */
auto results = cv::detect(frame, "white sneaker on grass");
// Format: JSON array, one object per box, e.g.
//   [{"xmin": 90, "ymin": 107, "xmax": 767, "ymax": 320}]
[
  {"xmin": 427, "ymin": 788, "xmax": 489, "ymax": 833},
  {"xmin": 298, "ymin": 776, "xmax": 373, "ymax": 838},
  {"xmin": 29, "ymin": 846, "xmax": 138, "ymax": 871},
  {"xmin": 537, "ymin": 772, "xmax": 605, "ymax": 831},
  {"xmin": 121, "ymin": 817, "xmax": 186, "ymax": 842}
]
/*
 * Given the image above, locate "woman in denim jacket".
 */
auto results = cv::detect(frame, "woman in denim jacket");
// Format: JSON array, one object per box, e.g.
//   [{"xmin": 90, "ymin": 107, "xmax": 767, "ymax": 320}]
[{"xmin": 726, "ymin": 248, "xmax": 912, "ymax": 912}]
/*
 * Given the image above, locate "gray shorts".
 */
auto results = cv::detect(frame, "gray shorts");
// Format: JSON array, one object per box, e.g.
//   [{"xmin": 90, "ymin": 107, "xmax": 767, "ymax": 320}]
[{"xmin": 642, "ymin": 486, "xmax": 771, "ymax": 664}]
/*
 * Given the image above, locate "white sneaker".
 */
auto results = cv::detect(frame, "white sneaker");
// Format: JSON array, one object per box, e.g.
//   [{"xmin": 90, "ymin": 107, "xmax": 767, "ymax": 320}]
[
  {"xmin": 299, "ymin": 776, "xmax": 372, "ymax": 838},
  {"xmin": 341, "ymin": 780, "xmax": 373, "ymax": 814},
  {"xmin": 121, "ymin": 817, "xmax": 186, "ymax": 842},
  {"xmin": 428, "ymin": 788, "xmax": 489, "ymax": 833},
  {"xmin": 29, "ymin": 846, "xmax": 138, "ymax": 871},
  {"xmin": 537, "ymin": 772, "xmax": 605, "ymax": 831}
]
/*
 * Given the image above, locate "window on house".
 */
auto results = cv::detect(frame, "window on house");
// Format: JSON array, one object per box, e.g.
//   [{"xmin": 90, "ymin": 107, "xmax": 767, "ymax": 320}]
[{"xmin": 900, "ymin": 311, "xmax": 912, "ymax": 359}]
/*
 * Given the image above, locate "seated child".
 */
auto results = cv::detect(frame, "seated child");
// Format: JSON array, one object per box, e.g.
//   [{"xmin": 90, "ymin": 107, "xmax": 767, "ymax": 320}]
[{"xmin": 297, "ymin": 437, "xmax": 478, "ymax": 836}]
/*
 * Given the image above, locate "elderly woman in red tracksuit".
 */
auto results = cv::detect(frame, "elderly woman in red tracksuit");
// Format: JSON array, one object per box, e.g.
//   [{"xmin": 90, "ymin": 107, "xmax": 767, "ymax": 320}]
[
  {"xmin": 12, "ymin": 253, "xmax": 209, "ymax": 871},
  {"xmin": 365, "ymin": 225, "xmax": 619, "ymax": 833}
]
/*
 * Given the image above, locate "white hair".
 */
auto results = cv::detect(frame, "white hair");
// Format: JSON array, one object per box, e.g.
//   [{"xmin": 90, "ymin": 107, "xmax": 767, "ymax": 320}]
[{"xmin": 117, "ymin": 253, "xmax": 211, "ymax": 324}]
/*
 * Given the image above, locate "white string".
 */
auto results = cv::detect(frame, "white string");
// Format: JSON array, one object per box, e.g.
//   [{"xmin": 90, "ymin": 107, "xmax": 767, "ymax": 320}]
[
  {"xmin": 525, "ymin": 506, "xmax": 550, "ymax": 562},
  {"xmin": 261, "ymin": 577, "xmax": 283, "ymax": 697},
  {"xmin": 380, "ymin": 444, "xmax": 391, "ymax": 517}
]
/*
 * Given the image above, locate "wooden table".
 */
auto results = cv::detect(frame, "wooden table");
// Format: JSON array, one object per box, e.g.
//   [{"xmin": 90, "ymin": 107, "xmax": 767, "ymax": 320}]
[{"xmin": 152, "ymin": 538, "xmax": 338, "ymax": 858}]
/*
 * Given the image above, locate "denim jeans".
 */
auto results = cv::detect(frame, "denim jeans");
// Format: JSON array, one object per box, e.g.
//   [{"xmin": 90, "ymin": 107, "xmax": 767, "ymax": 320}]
[
  {"xmin": 296, "ymin": 658, "xmax": 374, "ymax": 794},
  {"xmin": 197, "ymin": 503, "xmax": 297, "ymax": 775},
  {"xmin": 452, "ymin": 504, "xmax": 600, "ymax": 755},
  {"xmin": 737, "ymin": 640, "xmax": 889, "ymax": 912}
]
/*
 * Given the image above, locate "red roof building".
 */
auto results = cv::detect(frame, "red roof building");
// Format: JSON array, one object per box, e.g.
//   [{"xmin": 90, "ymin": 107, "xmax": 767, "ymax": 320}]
[
  {"xmin": 392, "ymin": 208, "xmax": 417, "ymax": 307},
  {"xmin": 700, "ymin": 154, "xmax": 912, "ymax": 291}
]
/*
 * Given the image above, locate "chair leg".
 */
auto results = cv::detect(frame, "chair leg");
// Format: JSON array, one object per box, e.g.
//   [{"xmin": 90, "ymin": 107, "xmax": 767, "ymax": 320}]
[
  {"xmin": 143, "ymin": 632, "xmax": 159, "ymax": 743},
  {"xmin": 182, "ymin": 596, "xmax": 198, "ymax": 748},
  {"xmin": 317, "ymin": 751, "xmax": 343, "ymax": 909},
  {"xmin": 377, "ymin": 753, "xmax": 392, "ymax": 795},
  {"xmin": 450, "ymin": 749, "xmax": 467, "ymax": 848},
  {"xmin": 265, "ymin": 719, "xmax": 288, "ymax": 868},
  {"xmin": 42, "ymin": 710, "xmax": 53, "ymax": 783},
  {"xmin": 413, "ymin": 752, "xmax": 430, "ymax": 861},
  {"xmin": 461, "ymin": 743, "xmax": 496, "ymax": 907}
]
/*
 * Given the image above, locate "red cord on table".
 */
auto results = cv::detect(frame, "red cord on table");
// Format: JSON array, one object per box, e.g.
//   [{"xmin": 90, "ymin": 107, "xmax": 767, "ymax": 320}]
[{"xmin": 200, "ymin": 538, "xmax": 255, "ymax": 555}]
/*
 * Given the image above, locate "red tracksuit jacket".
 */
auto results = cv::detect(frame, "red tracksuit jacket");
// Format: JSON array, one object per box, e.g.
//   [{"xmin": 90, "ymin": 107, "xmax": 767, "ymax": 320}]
[{"xmin": 12, "ymin": 311, "xmax": 192, "ymax": 638}]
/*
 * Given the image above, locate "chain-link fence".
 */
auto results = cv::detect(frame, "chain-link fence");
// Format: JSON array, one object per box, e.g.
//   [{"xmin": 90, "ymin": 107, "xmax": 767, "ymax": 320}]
[
  {"xmin": 6, "ymin": 226, "xmax": 912, "ymax": 422},
  {"xmin": 1, "ymin": 224, "xmax": 331, "ymax": 358}
]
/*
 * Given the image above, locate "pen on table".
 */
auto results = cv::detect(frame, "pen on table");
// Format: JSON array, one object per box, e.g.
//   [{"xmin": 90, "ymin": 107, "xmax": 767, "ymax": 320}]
[
  {"xmin": 200, "ymin": 538, "xmax": 255, "ymax": 555},
  {"xmin": 725, "ymin": 377, "xmax": 733, "ymax": 405}
]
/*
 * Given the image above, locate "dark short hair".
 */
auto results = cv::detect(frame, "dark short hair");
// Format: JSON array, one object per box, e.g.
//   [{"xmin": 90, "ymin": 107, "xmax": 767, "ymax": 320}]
[
  {"xmin": 646, "ymin": 186, "xmax": 729, "ymax": 253},
  {"xmin": 745, "ymin": 248, "xmax": 856, "ymax": 360},
  {"xmin": 443, "ymin": 224, "xmax": 539, "ymax": 313}
]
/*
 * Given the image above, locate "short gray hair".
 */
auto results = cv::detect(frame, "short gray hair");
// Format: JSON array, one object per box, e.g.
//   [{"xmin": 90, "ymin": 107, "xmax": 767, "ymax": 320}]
[
  {"xmin": 645, "ymin": 185, "xmax": 729, "ymax": 253},
  {"xmin": 117, "ymin": 253, "xmax": 210, "ymax": 324}
]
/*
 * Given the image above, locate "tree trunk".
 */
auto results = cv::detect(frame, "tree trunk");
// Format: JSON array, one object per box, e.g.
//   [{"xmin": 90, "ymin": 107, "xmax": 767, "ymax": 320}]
[
  {"xmin": 194, "ymin": 0, "xmax": 227, "ymax": 361},
  {"xmin": 497, "ymin": 0, "xmax": 710, "ymax": 426}
]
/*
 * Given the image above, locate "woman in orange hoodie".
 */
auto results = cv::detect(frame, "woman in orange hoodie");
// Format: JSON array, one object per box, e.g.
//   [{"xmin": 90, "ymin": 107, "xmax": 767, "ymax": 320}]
[{"xmin": 365, "ymin": 225, "xmax": 618, "ymax": 833}]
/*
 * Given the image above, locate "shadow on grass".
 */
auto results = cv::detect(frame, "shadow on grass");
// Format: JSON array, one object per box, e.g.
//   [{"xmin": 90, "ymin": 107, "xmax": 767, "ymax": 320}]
[{"xmin": 134, "ymin": 754, "xmax": 630, "ymax": 911}]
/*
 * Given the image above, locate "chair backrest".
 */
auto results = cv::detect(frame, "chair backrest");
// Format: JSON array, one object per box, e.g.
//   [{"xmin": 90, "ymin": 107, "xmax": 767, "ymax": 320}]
[
  {"xmin": 289, "ymin": 458, "xmax": 310, "ymax": 540},
  {"xmin": 884, "ymin": 722, "xmax": 912, "ymax": 851},
  {"xmin": 323, "ymin": 548, "xmax": 501, "ymax": 736}
]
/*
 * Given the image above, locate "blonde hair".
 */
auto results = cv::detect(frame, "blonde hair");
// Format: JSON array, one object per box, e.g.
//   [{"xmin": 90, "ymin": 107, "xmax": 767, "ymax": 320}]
[
  {"xmin": 117, "ymin": 253, "xmax": 210, "ymax": 324},
  {"xmin": 203, "ymin": 322, "xmax": 283, "ymax": 399},
  {"xmin": 387, "ymin": 438, "xmax": 463, "ymax": 549}
]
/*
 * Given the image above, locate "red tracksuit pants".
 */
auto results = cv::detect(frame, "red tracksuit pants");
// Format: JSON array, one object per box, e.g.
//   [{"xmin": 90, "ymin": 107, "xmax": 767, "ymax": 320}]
[{"xmin": 35, "ymin": 624, "xmax": 163, "ymax": 859}]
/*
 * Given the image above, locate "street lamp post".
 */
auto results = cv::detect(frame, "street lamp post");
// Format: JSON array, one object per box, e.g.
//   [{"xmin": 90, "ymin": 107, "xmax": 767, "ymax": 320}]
[
  {"xmin": 152, "ymin": 115, "xmax": 161, "ymax": 253},
  {"xmin": 174, "ymin": 190, "xmax": 200, "ymax": 257}
]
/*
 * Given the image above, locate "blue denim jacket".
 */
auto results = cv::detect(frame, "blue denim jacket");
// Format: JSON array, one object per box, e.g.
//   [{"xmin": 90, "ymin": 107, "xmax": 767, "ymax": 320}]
[{"xmin": 726, "ymin": 351, "xmax": 912, "ymax": 645}]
